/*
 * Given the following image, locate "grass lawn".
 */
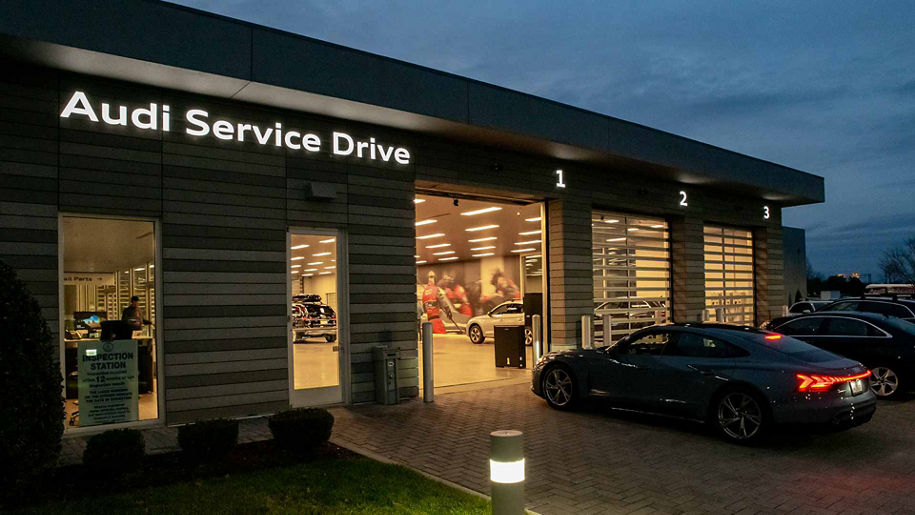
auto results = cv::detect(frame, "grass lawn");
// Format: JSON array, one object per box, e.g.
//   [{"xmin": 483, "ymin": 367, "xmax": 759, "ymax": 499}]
[{"xmin": 11, "ymin": 455, "xmax": 490, "ymax": 514}]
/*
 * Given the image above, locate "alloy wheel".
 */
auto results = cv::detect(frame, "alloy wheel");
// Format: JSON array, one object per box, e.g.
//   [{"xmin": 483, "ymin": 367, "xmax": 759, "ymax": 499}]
[
  {"xmin": 469, "ymin": 325, "xmax": 483, "ymax": 344},
  {"xmin": 869, "ymin": 367, "xmax": 899, "ymax": 397},
  {"xmin": 543, "ymin": 367, "xmax": 573, "ymax": 407},
  {"xmin": 717, "ymin": 392, "xmax": 763, "ymax": 441}
]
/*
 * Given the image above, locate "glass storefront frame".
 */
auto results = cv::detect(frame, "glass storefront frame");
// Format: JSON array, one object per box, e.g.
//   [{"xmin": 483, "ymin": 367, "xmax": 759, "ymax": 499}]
[
  {"xmin": 286, "ymin": 226, "xmax": 350, "ymax": 407},
  {"xmin": 703, "ymin": 225, "xmax": 755, "ymax": 325},
  {"xmin": 57, "ymin": 213, "xmax": 164, "ymax": 434}
]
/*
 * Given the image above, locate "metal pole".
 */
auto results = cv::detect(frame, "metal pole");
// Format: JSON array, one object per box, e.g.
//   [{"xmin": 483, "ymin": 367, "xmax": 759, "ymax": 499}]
[
  {"xmin": 422, "ymin": 321, "xmax": 434, "ymax": 403},
  {"xmin": 531, "ymin": 314, "xmax": 541, "ymax": 361},
  {"xmin": 581, "ymin": 314, "xmax": 592, "ymax": 349},
  {"xmin": 602, "ymin": 313, "xmax": 612, "ymax": 345},
  {"xmin": 490, "ymin": 430, "xmax": 524, "ymax": 515}
]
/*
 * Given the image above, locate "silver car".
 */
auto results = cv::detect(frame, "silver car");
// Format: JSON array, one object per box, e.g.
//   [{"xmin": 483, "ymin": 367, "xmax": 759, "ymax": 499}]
[
  {"xmin": 532, "ymin": 323, "xmax": 876, "ymax": 443},
  {"xmin": 466, "ymin": 301, "xmax": 532, "ymax": 345}
]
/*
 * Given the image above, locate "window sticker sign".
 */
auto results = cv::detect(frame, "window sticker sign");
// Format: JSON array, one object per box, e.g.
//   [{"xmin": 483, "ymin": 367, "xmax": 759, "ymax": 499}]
[{"xmin": 78, "ymin": 339, "xmax": 139, "ymax": 427}]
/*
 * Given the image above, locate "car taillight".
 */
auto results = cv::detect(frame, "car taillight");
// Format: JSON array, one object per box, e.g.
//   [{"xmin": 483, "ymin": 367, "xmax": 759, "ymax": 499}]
[{"xmin": 796, "ymin": 370, "xmax": 871, "ymax": 392}]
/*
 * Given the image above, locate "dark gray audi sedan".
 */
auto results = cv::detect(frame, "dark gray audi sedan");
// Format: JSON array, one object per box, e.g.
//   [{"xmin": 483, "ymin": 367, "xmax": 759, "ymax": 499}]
[{"xmin": 532, "ymin": 324, "xmax": 876, "ymax": 443}]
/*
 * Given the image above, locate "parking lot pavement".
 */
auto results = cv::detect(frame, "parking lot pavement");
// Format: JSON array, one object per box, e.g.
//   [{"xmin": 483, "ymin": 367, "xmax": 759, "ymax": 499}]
[{"xmin": 330, "ymin": 383, "xmax": 915, "ymax": 514}]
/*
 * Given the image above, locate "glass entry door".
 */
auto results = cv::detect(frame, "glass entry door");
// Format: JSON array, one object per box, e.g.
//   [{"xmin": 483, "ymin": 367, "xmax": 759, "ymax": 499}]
[{"xmin": 289, "ymin": 229, "xmax": 343, "ymax": 406}]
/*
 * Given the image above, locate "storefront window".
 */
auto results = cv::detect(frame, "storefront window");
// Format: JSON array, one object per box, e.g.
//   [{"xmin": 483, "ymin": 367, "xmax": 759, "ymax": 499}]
[
  {"xmin": 704, "ymin": 225, "xmax": 755, "ymax": 324},
  {"xmin": 592, "ymin": 211, "xmax": 671, "ymax": 343},
  {"xmin": 61, "ymin": 216, "xmax": 158, "ymax": 429}
]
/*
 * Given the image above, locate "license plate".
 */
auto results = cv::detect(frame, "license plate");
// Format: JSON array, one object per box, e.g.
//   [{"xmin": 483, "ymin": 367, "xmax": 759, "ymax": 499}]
[{"xmin": 850, "ymin": 379, "xmax": 865, "ymax": 395}]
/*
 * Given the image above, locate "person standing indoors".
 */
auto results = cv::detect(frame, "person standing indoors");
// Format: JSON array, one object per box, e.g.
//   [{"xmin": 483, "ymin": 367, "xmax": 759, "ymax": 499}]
[{"xmin": 121, "ymin": 295, "xmax": 151, "ymax": 331}]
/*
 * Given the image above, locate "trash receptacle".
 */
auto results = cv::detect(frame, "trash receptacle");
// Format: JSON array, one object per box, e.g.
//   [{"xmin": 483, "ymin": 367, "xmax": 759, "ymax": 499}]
[
  {"xmin": 494, "ymin": 325, "xmax": 526, "ymax": 369},
  {"xmin": 373, "ymin": 346, "xmax": 400, "ymax": 405}
]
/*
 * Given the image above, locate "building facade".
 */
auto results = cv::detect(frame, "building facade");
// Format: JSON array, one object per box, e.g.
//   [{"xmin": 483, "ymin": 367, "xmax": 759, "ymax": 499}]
[{"xmin": 0, "ymin": 1, "xmax": 823, "ymax": 432}]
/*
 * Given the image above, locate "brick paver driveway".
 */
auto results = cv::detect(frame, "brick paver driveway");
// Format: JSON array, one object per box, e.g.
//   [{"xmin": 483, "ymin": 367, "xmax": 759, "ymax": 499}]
[{"xmin": 330, "ymin": 384, "xmax": 915, "ymax": 514}]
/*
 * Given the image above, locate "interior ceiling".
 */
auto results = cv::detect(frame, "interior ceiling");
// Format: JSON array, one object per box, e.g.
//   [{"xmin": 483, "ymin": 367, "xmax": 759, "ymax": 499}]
[
  {"xmin": 414, "ymin": 194, "xmax": 543, "ymax": 265},
  {"xmin": 290, "ymin": 233, "xmax": 338, "ymax": 278},
  {"xmin": 63, "ymin": 217, "xmax": 154, "ymax": 272}
]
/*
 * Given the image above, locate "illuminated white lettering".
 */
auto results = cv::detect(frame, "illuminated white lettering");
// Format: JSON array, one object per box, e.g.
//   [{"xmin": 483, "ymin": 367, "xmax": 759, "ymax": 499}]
[
  {"xmin": 101, "ymin": 103, "xmax": 127, "ymax": 126},
  {"xmin": 162, "ymin": 105, "xmax": 170, "ymax": 132},
  {"xmin": 357, "ymin": 141, "xmax": 369, "ymax": 158},
  {"xmin": 302, "ymin": 133, "xmax": 321, "ymax": 152},
  {"xmin": 213, "ymin": 120, "xmax": 234, "ymax": 140},
  {"xmin": 284, "ymin": 130, "xmax": 302, "ymax": 150},
  {"xmin": 60, "ymin": 91, "xmax": 98, "ymax": 122},
  {"xmin": 131, "ymin": 103, "xmax": 158, "ymax": 130},
  {"xmin": 237, "ymin": 124, "xmax": 252, "ymax": 142},
  {"xmin": 253, "ymin": 125, "xmax": 273, "ymax": 145},
  {"xmin": 377, "ymin": 145, "xmax": 394, "ymax": 162},
  {"xmin": 333, "ymin": 132, "xmax": 354, "ymax": 156},
  {"xmin": 394, "ymin": 148, "xmax": 410, "ymax": 165},
  {"xmin": 185, "ymin": 109, "xmax": 210, "ymax": 136},
  {"xmin": 274, "ymin": 122, "xmax": 282, "ymax": 146}
]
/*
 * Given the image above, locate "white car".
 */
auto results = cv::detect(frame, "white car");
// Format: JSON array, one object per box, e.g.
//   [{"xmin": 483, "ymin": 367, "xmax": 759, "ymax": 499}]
[{"xmin": 466, "ymin": 301, "xmax": 532, "ymax": 345}]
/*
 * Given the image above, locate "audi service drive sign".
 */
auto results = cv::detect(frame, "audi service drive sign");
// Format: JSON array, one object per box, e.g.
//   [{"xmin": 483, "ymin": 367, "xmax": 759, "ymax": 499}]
[{"xmin": 78, "ymin": 340, "xmax": 139, "ymax": 426}]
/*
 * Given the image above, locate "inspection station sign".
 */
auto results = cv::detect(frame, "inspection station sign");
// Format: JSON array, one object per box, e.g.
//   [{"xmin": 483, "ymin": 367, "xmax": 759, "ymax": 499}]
[
  {"xmin": 77, "ymin": 339, "xmax": 139, "ymax": 426},
  {"xmin": 60, "ymin": 91, "xmax": 412, "ymax": 164}
]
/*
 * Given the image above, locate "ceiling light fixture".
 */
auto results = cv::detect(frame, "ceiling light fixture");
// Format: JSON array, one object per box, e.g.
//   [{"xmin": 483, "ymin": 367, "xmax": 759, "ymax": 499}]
[
  {"xmin": 461, "ymin": 206, "xmax": 502, "ymax": 216},
  {"xmin": 470, "ymin": 246, "xmax": 496, "ymax": 251},
  {"xmin": 514, "ymin": 240, "xmax": 541, "ymax": 245},
  {"xmin": 291, "ymin": 270, "xmax": 300, "ymax": 274},
  {"xmin": 426, "ymin": 243, "xmax": 451, "ymax": 248},
  {"xmin": 416, "ymin": 260, "xmax": 427, "ymax": 264},
  {"xmin": 511, "ymin": 248, "xmax": 537, "ymax": 253},
  {"xmin": 627, "ymin": 228, "xmax": 639, "ymax": 232},
  {"xmin": 606, "ymin": 237, "xmax": 626, "ymax": 242},
  {"xmin": 468, "ymin": 236, "xmax": 497, "ymax": 242},
  {"xmin": 417, "ymin": 233, "xmax": 445, "ymax": 240},
  {"xmin": 603, "ymin": 219, "xmax": 620, "ymax": 224},
  {"xmin": 291, "ymin": 264, "xmax": 301, "ymax": 268},
  {"xmin": 525, "ymin": 217, "xmax": 541, "ymax": 222},
  {"xmin": 313, "ymin": 252, "xmax": 331, "ymax": 256},
  {"xmin": 433, "ymin": 250, "xmax": 456, "ymax": 256},
  {"xmin": 466, "ymin": 224, "xmax": 499, "ymax": 232},
  {"xmin": 307, "ymin": 261, "xmax": 324, "ymax": 265},
  {"xmin": 415, "ymin": 219, "xmax": 437, "ymax": 226},
  {"xmin": 303, "ymin": 273, "xmax": 313, "ymax": 277},
  {"xmin": 518, "ymin": 230, "xmax": 541, "ymax": 236},
  {"xmin": 291, "ymin": 256, "xmax": 305, "ymax": 261},
  {"xmin": 472, "ymin": 252, "xmax": 495, "ymax": 257},
  {"xmin": 320, "ymin": 238, "xmax": 336, "ymax": 243},
  {"xmin": 319, "ymin": 271, "xmax": 332, "ymax": 275},
  {"xmin": 324, "ymin": 266, "xmax": 336, "ymax": 269},
  {"xmin": 651, "ymin": 224, "xmax": 664, "ymax": 228},
  {"xmin": 414, "ymin": 198, "xmax": 426, "ymax": 204},
  {"xmin": 291, "ymin": 244, "xmax": 309, "ymax": 249},
  {"xmin": 304, "ymin": 268, "xmax": 319, "ymax": 272},
  {"xmin": 438, "ymin": 256, "xmax": 459, "ymax": 261}
]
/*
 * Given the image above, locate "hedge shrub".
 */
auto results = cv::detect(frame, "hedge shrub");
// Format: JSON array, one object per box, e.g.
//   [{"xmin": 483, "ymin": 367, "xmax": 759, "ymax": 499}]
[
  {"xmin": 268, "ymin": 408, "xmax": 334, "ymax": 455},
  {"xmin": 83, "ymin": 429, "xmax": 145, "ymax": 477},
  {"xmin": 177, "ymin": 418, "xmax": 239, "ymax": 462},
  {"xmin": 0, "ymin": 260, "xmax": 64, "ymax": 491}
]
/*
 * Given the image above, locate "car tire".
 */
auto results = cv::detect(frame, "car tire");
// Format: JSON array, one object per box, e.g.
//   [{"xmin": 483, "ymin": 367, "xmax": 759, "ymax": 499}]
[
  {"xmin": 524, "ymin": 326, "xmax": 533, "ymax": 346},
  {"xmin": 869, "ymin": 365, "xmax": 902, "ymax": 398},
  {"xmin": 710, "ymin": 388, "xmax": 769, "ymax": 444},
  {"xmin": 469, "ymin": 324, "xmax": 485, "ymax": 344},
  {"xmin": 324, "ymin": 334, "xmax": 337, "ymax": 343},
  {"xmin": 541, "ymin": 365, "xmax": 578, "ymax": 410}
]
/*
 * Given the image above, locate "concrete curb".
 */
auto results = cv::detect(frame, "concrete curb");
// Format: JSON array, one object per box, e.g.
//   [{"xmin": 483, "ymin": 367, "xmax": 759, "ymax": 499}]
[{"xmin": 330, "ymin": 437, "xmax": 540, "ymax": 515}]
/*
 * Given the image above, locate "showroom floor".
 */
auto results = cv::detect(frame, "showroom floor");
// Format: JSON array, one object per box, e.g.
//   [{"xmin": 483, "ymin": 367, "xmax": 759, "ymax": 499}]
[
  {"xmin": 418, "ymin": 333, "xmax": 533, "ymax": 389},
  {"xmin": 292, "ymin": 337, "xmax": 340, "ymax": 390}
]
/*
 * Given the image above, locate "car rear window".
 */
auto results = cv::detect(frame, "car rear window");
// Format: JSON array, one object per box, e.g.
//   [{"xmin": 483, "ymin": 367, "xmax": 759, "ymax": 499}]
[{"xmin": 734, "ymin": 333, "xmax": 839, "ymax": 363}]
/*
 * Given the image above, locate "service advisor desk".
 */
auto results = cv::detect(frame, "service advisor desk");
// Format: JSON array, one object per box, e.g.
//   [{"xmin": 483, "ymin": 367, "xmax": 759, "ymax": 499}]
[{"xmin": 64, "ymin": 337, "xmax": 154, "ymax": 398}]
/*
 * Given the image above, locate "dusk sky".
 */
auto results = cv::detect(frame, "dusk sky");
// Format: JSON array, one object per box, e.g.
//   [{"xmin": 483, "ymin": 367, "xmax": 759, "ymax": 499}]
[{"xmin": 174, "ymin": 1, "xmax": 915, "ymax": 279}]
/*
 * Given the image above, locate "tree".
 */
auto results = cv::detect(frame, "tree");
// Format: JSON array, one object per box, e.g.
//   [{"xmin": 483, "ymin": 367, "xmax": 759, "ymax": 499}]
[
  {"xmin": 880, "ymin": 237, "xmax": 915, "ymax": 286},
  {"xmin": 0, "ymin": 261, "xmax": 64, "ymax": 493}
]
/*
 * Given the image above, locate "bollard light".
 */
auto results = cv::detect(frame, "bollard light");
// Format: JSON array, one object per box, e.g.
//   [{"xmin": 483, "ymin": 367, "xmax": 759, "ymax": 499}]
[{"xmin": 490, "ymin": 430, "xmax": 524, "ymax": 514}]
